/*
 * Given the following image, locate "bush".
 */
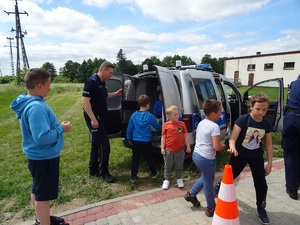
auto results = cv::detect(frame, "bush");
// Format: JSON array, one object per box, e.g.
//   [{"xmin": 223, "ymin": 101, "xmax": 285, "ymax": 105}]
[
  {"xmin": 0, "ymin": 76, "xmax": 15, "ymax": 84},
  {"xmin": 53, "ymin": 75, "xmax": 71, "ymax": 83}
]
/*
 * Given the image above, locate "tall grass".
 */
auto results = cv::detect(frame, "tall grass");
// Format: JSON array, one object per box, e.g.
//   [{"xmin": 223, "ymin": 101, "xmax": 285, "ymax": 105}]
[{"xmin": 0, "ymin": 83, "xmax": 283, "ymax": 223}]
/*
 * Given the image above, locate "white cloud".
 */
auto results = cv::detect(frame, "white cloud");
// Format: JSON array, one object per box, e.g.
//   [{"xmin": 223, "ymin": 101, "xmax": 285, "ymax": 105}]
[
  {"xmin": 222, "ymin": 31, "xmax": 257, "ymax": 39},
  {"xmin": 0, "ymin": 0, "xmax": 299, "ymax": 76},
  {"xmin": 82, "ymin": 0, "xmax": 271, "ymax": 22}
]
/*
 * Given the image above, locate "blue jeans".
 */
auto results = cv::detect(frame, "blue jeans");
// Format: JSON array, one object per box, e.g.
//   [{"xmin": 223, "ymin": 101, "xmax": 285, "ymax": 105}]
[{"xmin": 190, "ymin": 152, "xmax": 216, "ymax": 209}]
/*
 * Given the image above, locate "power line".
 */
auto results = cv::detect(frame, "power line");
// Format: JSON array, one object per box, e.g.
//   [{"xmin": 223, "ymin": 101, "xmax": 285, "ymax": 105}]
[
  {"xmin": 4, "ymin": 37, "xmax": 16, "ymax": 76},
  {"xmin": 4, "ymin": 0, "xmax": 29, "ymax": 85}
]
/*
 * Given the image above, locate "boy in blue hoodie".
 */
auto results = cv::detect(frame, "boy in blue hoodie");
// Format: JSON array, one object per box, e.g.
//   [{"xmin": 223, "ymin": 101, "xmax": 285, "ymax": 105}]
[
  {"xmin": 126, "ymin": 94, "xmax": 162, "ymax": 182},
  {"xmin": 10, "ymin": 68, "xmax": 72, "ymax": 225}
]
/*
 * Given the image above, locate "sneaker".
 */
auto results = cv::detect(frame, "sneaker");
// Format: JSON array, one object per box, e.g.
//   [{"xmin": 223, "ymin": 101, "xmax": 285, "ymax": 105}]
[
  {"xmin": 35, "ymin": 216, "xmax": 66, "ymax": 225},
  {"xmin": 205, "ymin": 207, "xmax": 214, "ymax": 217},
  {"xmin": 130, "ymin": 176, "xmax": 137, "ymax": 183},
  {"xmin": 102, "ymin": 173, "xmax": 115, "ymax": 183},
  {"xmin": 214, "ymin": 180, "xmax": 221, "ymax": 198},
  {"xmin": 183, "ymin": 191, "xmax": 201, "ymax": 207},
  {"xmin": 162, "ymin": 180, "xmax": 170, "ymax": 190},
  {"xmin": 151, "ymin": 171, "xmax": 158, "ymax": 178},
  {"xmin": 256, "ymin": 207, "xmax": 270, "ymax": 225},
  {"xmin": 177, "ymin": 179, "xmax": 184, "ymax": 188}
]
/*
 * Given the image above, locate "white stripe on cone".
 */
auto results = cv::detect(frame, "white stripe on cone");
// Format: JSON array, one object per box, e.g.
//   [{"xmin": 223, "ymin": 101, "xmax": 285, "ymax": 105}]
[
  {"xmin": 212, "ymin": 213, "xmax": 240, "ymax": 225},
  {"xmin": 218, "ymin": 182, "xmax": 237, "ymax": 202}
]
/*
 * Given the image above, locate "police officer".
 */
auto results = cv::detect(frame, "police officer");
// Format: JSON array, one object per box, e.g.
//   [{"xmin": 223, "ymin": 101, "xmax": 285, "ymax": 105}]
[
  {"xmin": 82, "ymin": 61, "xmax": 122, "ymax": 182},
  {"xmin": 281, "ymin": 74, "xmax": 300, "ymax": 200}
]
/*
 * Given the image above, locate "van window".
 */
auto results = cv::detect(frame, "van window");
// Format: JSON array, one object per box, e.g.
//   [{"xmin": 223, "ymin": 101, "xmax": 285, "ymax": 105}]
[{"xmin": 192, "ymin": 78, "xmax": 217, "ymax": 106}]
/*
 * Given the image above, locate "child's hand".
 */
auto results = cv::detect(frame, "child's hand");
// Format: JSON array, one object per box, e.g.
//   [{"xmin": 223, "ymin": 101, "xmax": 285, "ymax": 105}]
[
  {"xmin": 61, "ymin": 121, "xmax": 72, "ymax": 132},
  {"xmin": 264, "ymin": 163, "xmax": 272, "ymax": 176},
  {"xmin": 161, "ymin": 149, "xmax": 165, "ymax": 155},
  {"xmin": 227, "ymin": 148, "xmax": 238, "ymax": 156},
  {"xmin": 221, "ymin": 143, "xmax": 226, "ymax": 149},
  {"xmin": 186, "ymin": 148, "xmax": 191, "ymax": 153}
]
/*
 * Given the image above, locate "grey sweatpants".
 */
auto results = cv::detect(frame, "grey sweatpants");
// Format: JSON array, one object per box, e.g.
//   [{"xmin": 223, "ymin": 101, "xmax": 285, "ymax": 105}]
[{"xmin": 163, "ymin": 149, "xmax": 185, "ymax": 180}]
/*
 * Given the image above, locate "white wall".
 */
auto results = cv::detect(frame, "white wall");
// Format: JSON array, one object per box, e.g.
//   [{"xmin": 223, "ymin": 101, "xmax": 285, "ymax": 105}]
[{"xmin": 224, "ymin": 51, "xmax": 300, "ymax": 87}]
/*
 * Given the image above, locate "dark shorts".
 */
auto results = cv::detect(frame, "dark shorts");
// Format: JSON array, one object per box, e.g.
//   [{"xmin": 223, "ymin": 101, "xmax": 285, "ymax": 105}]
[{"xmin": 28, "ymin": 157, "xmax": 60, "ymax": 201}]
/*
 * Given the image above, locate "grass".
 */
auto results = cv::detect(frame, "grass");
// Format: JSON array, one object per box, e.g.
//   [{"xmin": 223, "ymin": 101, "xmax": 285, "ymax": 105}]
[{"xmin": 0, "ymin": 83, "xmax": 283, "ymax": 223}]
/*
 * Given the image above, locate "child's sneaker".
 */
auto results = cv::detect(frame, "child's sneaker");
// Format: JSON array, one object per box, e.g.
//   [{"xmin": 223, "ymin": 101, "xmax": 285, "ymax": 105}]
[
  {"xmin": 214, "ymin": 180, "xmax": 221, "ymax": 198},
  {"xmin": 162, "ymin": 180, "xmax": 170, "ymax": 190},
  {"xmin": 130, "ymin": 176, "xmax": 137, "ymax": 183},
  {"xmin": 35, "ymin": 216, "xmax": 67, "ymax": 225},
  {"xmin": 151, "ymin": 171, "xmax": 158, "ymax": 178},
  {"xmin": 177, "ymin": 179, "xmax": 184, "ymax": 188},
  {"xmin": 183, "ymin": 191, "xmax": 201, "ymax": 207},
  {"xmin": 205, "ymin": 207, "xmax": 214, "ymax": 217},
  {"xmin": 256, "ymin": 207, "xmax": 270, "ymax": 225}
]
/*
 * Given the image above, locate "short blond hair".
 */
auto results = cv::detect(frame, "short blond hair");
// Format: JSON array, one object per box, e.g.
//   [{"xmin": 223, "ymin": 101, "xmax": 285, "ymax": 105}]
[{"xmin": 166, "ymin": 105, "xmax": 178, "ymax": 115}]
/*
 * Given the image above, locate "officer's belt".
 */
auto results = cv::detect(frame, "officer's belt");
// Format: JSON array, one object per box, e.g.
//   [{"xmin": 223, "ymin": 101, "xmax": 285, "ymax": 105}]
[{"xmin": 287, "ymin": 108, "xmax": 300, "ymax": 114}]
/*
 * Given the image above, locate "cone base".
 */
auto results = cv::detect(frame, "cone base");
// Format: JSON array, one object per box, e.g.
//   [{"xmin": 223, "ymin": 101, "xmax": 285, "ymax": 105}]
[{"xmin": 212, "ymin": 213, "xmax": 240, "ymax": 225}]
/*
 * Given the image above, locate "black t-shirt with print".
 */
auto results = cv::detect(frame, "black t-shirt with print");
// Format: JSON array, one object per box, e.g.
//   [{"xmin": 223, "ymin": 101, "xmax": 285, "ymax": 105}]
[{"xmin": 235, "ymin": 114, "xmax": 272, "ymax": 159}]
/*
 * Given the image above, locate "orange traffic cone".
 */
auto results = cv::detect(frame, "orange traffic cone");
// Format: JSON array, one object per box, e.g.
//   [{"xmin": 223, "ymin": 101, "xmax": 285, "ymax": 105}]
[{"xmin": 212, "ymin": 164, "xmax": 240, "ymax": 225}]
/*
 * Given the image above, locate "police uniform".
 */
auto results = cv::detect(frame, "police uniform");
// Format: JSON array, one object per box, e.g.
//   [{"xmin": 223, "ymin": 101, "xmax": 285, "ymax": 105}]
[
  {"xmin": 82, "ymin": 73, "xmax": 112, "ymax": 181},
  {"xmin": 281, "ymin": 78, "xmax": 300, "ymax": 200}
]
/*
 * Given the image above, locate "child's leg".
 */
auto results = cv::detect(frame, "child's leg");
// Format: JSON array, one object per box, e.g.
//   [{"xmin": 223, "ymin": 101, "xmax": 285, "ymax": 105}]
[
  {"xmin": 142, "ymin": 141, "xmax": 157, "ymax": 176},
  {"xmin": 174, "ymin": 150, "xmax": 184, "ymax": 179},
  {"xmin": 248, "ymin": 156, "xmax": 268, "ymax": 208},
  {"xmin": 228, "ymin": 155, "xmax": 248, "ymax": 179},
  {"xmin": 164, "ymin": 150, "xmax": 174, "ymax": 181},
  {"xmin": 35, "ymin": 200, "xmax": 51, "ymax": 225},
  {"xmin": 200, "ymin": 158, "xmax": 216, "ymax": 209},
  {"xmin": 131, "ymin": 141, "xmax": 142, "ymax": 178}
]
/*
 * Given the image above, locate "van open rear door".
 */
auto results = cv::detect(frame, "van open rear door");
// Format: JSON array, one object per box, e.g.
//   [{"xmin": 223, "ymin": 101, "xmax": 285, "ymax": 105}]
[
  {"xmin": 155, "ymin": 66, "xmax": 182, "ymax": 120},
  {"xmin": 242, "ymin": 78, "xmax": 284, "ymax": 131},
  {"xmin": 105, "ymin": 72, "xmax": 123, "ymax": 137}
]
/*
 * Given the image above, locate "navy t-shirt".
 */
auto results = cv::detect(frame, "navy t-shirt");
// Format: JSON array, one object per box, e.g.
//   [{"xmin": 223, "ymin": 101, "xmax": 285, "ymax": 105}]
[
  {"xmin": 235, "ymin": 114, "xmax": 272, "ymax": 159},
  {"xmin": 82, "ymin": 74, "xmax": 108, "ymax": 117}
]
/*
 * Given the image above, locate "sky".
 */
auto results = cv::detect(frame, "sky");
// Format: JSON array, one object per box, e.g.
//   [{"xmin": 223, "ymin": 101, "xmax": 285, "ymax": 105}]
[{"xmin": 0, "ymin": 0, "xmax": 299, "ymax": 76}]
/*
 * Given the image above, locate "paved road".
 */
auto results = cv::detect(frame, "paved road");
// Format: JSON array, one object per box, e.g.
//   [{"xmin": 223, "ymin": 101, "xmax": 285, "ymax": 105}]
[{"xmin": 21, "ymin": 159, "xmax": 300, "ymax": 225}]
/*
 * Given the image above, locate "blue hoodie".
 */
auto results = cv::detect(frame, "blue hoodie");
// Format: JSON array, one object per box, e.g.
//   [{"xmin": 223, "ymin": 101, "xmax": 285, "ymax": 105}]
[
  {"xmin": 126, "ymin": 111, "xmax": 162, "ymax": 142},
  {"xmin": 10, "ymin": 93, "xmax": 65, "ymax": 160}
]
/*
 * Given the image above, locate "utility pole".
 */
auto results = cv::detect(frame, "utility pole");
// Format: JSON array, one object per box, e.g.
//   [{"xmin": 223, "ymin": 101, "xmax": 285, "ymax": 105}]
[
  {"xmin": 4, "ymin": 37, "xmax": 16, "ymax": 76},
  {"xmin": 4, "ymin": 0, "xmax": 30, "ymax": 85}
]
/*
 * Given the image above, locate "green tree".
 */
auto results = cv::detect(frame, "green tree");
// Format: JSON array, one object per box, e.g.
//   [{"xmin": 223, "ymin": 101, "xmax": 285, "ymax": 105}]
[
  {"xmin": 116, "ymin": 49, "xmax": 127, "ymax": 73},
  {"xmin": 13, "ymin": 68, "xmax": 29, "ymax": 85},
  {"xmin": 142, "ymin": 56, "xmax": 161, "ymax": 71},
  {"xmin": 180, "ymin": 55, "xmax": 196, "ymax": 66},
  {"xmin": 60, "ymin": 60, "xmax": 80, "ymax": 82},
  {"xmin": 161, "ymin": 56, "xmax": 174, "ymax": 67},
  {"xmin": 41, "ymin": 62, "xmax": 57, "ymax": 81},
  {"xmin": 201, "ymin": 54, "xmax": 224, "ymax": 74},
  {"xmin": 78, "ymin": 60, "xmax": 89, "ymax": 83}
]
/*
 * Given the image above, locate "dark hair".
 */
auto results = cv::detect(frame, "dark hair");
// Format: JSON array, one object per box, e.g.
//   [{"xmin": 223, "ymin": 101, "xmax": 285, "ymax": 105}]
[
  {"xmin": 203, "ymin": 99, "xmax": 221, "ymax": 116},
  {"xmin": 249, "ymin": 93, "xmax": 270, "ymax": 111},
  {"xmin": 138, "ymin": 94, "xmax": 150, "ymax": 107},
  {"xmin": 99, "ymin": 61, "xmax": 115, "ymax": 70},
  {"xmin": 24, "ymin": 68, "xmax": 51, "ymax": 90}
]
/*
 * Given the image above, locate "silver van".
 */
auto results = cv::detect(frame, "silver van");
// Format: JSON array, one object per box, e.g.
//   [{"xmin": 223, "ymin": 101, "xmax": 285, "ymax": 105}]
[{"xmin": 105, "ymin": 65, "xmax": 284, "ymax": 154}]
